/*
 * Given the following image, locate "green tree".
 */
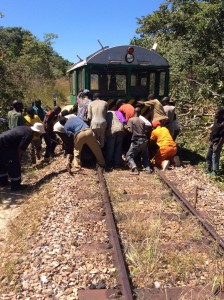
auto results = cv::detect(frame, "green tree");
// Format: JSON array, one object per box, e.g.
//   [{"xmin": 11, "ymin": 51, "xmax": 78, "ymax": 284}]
[
  {"xmin": 131, "ymin": 0, "xmax": 224, "ymax": 101},
  {"xmin": 0, "ymin": 27, "xmax": 71, "ymax": 132}
]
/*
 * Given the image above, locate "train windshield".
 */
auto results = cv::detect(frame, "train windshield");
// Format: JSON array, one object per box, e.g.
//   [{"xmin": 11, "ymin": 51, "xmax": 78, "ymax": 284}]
[
  {"xmin": 90, "ymin": 68, "xmax": 167, "ymax": 98},
  {"xmin": 90, "ymin": 69, "xmax": 126, "ymax": 96}
]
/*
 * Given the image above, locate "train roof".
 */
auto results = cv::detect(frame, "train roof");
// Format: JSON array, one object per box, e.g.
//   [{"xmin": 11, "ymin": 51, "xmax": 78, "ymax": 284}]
[{"xmin": 67, "ymin": 45, "xmax": 169, "ymax": 72}]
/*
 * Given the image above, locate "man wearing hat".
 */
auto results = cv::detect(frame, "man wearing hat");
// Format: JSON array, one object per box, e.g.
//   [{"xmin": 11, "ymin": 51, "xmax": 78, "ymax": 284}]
[{"xmin": 0, "ymin": 123, "xmax": 45, "ymax": 190}]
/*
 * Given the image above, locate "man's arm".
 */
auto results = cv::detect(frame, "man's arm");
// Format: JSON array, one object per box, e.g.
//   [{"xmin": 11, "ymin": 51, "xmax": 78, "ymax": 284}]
[
  {"xmin": 127, "ymin": 119, "xmax": 133, "ymax": 132},
  {"xmin": 87, "ymin": 102, "xmax": 92, "ymax": 121}
]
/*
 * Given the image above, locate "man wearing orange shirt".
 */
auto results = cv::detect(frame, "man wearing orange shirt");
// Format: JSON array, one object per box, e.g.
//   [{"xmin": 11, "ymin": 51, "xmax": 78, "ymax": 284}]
[
  {"xmin": 116, "ymin": 99, "xmax": 135, "ymax": 122},
  {"xmin": 150, "ymin": 120, "xmax": 177, "ymax": 170}
]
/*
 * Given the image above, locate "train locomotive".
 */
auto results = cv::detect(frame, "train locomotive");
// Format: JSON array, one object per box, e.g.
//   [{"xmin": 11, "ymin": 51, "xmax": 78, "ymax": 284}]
[{"xmin": 67, "ymin": 44, "xmax": 170, "ymax": 117}]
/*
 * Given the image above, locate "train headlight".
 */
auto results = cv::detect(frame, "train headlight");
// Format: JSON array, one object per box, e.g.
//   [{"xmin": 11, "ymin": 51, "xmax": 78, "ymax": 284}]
[{"xmin": 125, "ymin": 47, "xmax": 134, "ymax": 63}]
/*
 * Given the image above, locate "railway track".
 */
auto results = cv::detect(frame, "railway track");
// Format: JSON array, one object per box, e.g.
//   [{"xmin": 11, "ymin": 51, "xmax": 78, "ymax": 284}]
[
  {"xmin": 0, "ymin": 156, "xmax": 224, "ymax": 299},
  {"xmin": 100, "ymin": 165, "xmax": 224, "ymax": 300}
]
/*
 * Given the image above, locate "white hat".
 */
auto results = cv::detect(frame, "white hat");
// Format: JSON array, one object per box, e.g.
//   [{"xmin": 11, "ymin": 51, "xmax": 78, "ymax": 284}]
[{"xmin": 31, "ymin": 122, "xmax": 45, "ymax": 134}]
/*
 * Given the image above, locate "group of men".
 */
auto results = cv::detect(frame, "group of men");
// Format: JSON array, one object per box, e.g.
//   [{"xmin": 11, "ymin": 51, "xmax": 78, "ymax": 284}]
[{"xmin": 0, "ymin": 91, "xmax": 181, "ymax": 191}]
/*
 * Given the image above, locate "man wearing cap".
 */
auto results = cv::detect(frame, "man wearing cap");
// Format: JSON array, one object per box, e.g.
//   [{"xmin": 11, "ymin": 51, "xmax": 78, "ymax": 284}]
[
  {"xmin": 77, "ymin": 89, "xmax": 92, "ymax": 121},
  {"xmin": 150, "ymin": 120, "xmax": 177, "ymax": 171},
  {"xmin": 0, "ymin": 123, "xmax": 45, "ymax": 190}
]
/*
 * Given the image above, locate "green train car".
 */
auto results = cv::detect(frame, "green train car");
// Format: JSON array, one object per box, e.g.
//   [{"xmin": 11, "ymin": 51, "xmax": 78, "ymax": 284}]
[{"xmin": 67, "ymin": 45, "xmax": 170, "ymax": 115}]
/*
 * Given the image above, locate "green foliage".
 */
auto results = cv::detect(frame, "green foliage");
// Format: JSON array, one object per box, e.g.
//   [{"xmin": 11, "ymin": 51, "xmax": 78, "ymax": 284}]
[
  {"xmin": 0, "ymin": 26, "xmax": 71, "ymax": 131},
  {"xmin": 131, "ymin": 0, "xmax": 224, "ymax": 102}
]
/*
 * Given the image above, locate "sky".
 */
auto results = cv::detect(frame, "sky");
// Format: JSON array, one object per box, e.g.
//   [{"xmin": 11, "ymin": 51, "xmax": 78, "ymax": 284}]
[{"xmin": 1, "ymin": 0, "xmax": 164, "ymax": 64}]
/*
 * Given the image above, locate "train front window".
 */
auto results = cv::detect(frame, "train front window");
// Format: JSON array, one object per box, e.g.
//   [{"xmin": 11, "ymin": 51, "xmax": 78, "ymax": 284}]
[
  {"xmin": 90, "ymin": 74, "xmax": 99, "ymax": 90},
  {"xmin": 130, "ymin": 70, "xmax": 149, "ymax": 97},
  {"xmin": 90, "ymin": 70, "xmax": 126, "ymax": 96}
]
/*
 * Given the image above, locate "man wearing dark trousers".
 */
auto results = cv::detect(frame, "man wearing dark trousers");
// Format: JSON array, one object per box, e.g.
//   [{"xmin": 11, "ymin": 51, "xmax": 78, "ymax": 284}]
[{"xmin": 0, "ymin": 123, "xmax": 45, "ymax": 190}]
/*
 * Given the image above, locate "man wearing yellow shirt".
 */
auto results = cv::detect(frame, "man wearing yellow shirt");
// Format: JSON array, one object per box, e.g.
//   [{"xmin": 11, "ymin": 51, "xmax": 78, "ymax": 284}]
[
  {"xmin": 24, "ymin": 107, "xmax": 42, "ymax": 163},
  {"xmin": 150, "ymin": 120, "xmax": 177, "ymax": 170}
]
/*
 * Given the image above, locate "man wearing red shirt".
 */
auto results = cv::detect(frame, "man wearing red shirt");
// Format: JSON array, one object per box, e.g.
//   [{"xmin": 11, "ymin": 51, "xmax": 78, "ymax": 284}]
[{"xmin": 116, "ymin": 99, "xmax": 135, "ymax": 122}]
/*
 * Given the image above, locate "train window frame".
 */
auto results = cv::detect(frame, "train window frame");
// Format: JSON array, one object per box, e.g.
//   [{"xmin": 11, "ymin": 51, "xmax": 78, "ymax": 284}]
[
  {"xmin": 69, "ymin": 73, "xmax": 73, "ymax": 94},
  {"xmin": 149, "ymin": 73, "xmax": 156, "ymax": 96},
  {"xmin": 159, "ymin": 71, "xmax": 166, "ymax": 97},
  {"xmin": 77, "ymin": 68, "xmax": 84, "ymax": 91}
]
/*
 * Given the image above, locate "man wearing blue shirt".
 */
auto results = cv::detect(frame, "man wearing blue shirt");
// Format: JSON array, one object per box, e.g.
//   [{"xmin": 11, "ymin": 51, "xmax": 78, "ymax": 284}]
[
  {"xmin": 33, "ymin": 99, "xmax": 47, "ymax": 122},
  {"xmin": 59, "ymin": 116, "xmax": 105, "ymax": 171}
]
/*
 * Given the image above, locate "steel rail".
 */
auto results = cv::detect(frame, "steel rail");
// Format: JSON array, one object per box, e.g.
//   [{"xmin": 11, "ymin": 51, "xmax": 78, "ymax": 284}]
[
  {"xmin": 156, "ymin": 168, "xmax": 224, "ymax": 251},
  {"xmin": 97, "ymin": 167, "xmax": 134, "ymax": 300}
]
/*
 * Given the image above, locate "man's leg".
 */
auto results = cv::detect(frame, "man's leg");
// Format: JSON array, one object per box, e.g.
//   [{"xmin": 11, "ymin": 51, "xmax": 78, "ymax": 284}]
[
  {"xmin": 140, "ymin": 140, "xmax": 151, "ymax": 169},
  {"xmin": 33, "ymin": 139, "xmax": 42, "ymax": 160},
  {"xmin": 30, "ymin": 141, "xmax": 36, "ymax": 164},
  {"xmin": 74, "ymin": 132, "xmax": 86, "ymax": 168},
  {"xmin": 205, "ymin": 142, "xmax": 213, "ymax": 172},
  {"xmin": 212, "ymin": 139, "xmax": 224, "ymax": 173},
  {"xmin": 7, "ymin": 152, "xmax": 23, "ymax": 190},
  {"xmin": 105, "ymin": 134, "xmax": 116, "ymax": 167},
  {"xmin": 0, "ymin": 162, "xmax": 9, "ymax": 186},
  {"xmin": 114, "ymin": 131, "xmax": 124, "ymax": 167},
  {"xmin": 83, "ymin": 130, "xmax": 105, "ymax": 167},
  {"xmin": 126, "ymin": 141, "xmax": 139, "ymax": 173},
  {"xmin": 98, "ymin": 124, "xmax": 107, "ymax": 149},
  {"xmin": 43, "ymin": 132, "xmax": 52, "ymax": 159}
]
